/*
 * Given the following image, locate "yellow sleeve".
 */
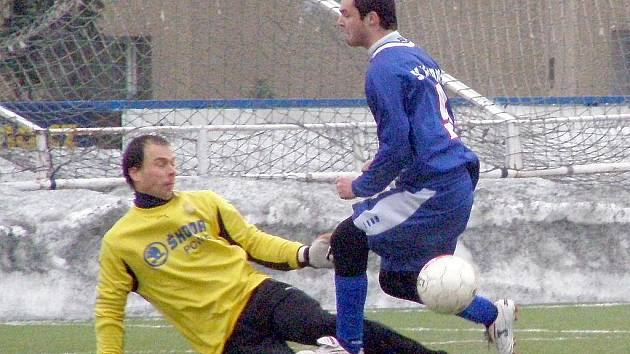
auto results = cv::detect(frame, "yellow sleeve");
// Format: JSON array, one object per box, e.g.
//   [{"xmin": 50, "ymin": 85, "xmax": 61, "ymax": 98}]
[
  {"xmin": 211, "ymin": 192, "xmax": 304, "ymax": 270},
  {"xmin": 94, "ymin": 236, "xmax": 133, "ymax": 354}
]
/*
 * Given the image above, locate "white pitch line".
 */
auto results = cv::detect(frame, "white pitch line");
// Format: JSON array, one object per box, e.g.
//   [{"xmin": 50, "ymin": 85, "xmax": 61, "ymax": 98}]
[
  {"xmin": 425, "ymin": 335, "xmax": 628, "ymax": 346},
  {"xmin": 1, "ymin": 321, "xmax": 173, "ymax": 328},
  {"xmin": 525, "ymin": 302, "xmax": 630, "ymax": 309},
  {"xmin": 38, "ymin": 352, "xmax": 94, "ymax": 354},
  {"xmin": 426, "ymin": 339, "xmax": 486, "ymax": 345},
  {"xmin": 401, "ymin": 327, "xmax": 630, "ymax": 335},
  {"xmin": 38, "ymin": 351, "xmax": 195, "ymax": 354},
  {"xmin": 516, "ymin": 335, "xmax": 626, "ymax": 342},
  {"xmin": 1, "ymin": 319, "xmax": 174, "ymax": 327},
  {"xmin": 401, "ymin": 327, "xmax": 484, "ymax": 332},
  {"xmin": 1, "ymin": 318, "xmax": 93, "ymax": 325},
  {"xmin": 375, "ymin": 302, "xmax": 630, "ymax": 313},
  {"xmin": 524, "ymin": 329, "xmax": 630, "ymax": 334}
]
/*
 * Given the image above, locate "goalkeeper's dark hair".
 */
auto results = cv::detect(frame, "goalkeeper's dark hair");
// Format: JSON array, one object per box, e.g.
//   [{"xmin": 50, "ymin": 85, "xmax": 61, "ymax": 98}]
[
  {"xmin": 122, "ymin": 134, "xmax": 170, "ymax": 188},
  {"xmin": 355, "ymin": 0, "xmax": 397, "ymax": 30}
]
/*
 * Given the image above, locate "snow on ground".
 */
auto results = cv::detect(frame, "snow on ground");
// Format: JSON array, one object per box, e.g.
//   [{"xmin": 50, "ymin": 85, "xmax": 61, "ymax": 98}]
[{"xmin": 0, "ymin": 176, "xmax": 629, "ymax": 320}]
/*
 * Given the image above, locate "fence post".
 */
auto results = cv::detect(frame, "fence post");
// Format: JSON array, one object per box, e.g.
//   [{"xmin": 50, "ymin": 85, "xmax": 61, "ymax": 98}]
[
  {"xmin": 197, "ymin": 128, "xmax": 209, "ymax": 176},
  {"xmin": 352, "ymin": 129, "xmax": 367, "ymax": 171},
  {"xmin": 35, "ymin": 128, "xmax": 53, "ymax": 180},
  {"xmin": 505, "ymin": 120, "xmax": 523, "ymax": 170}
]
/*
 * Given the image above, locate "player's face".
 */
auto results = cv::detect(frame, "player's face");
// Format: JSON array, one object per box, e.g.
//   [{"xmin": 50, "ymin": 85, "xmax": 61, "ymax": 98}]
[
  {"xmin": 131, "ymin": 143, "xmax": 176, "ymax": 200},
  {"xmin": 337, "ymin": 0, "xmax": 370, "ymax": 48}
]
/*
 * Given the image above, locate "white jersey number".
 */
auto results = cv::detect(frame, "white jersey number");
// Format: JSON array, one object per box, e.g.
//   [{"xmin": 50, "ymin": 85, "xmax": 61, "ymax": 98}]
[{"xmin": 435, "ymin": 83, "xmax": 459, "ymax": 139}]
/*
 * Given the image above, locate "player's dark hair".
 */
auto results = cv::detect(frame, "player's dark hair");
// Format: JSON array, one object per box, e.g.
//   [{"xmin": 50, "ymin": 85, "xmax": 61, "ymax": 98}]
[
  {"xmin": 355, "ymin": 0, "xmax": 397, "ymax": 30},
  {"xmin": 122, "ymin": 134, "xmax": 170, "ymax": 188}
]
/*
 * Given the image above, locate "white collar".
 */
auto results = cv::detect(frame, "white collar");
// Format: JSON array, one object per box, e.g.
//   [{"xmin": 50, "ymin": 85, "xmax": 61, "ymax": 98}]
[
  {"xmin": 368, "ymin": 31, "xmax": 401, "ymax": 58},
  {"xmin": 368, "ymin": 31, "xmax": 415, "ymax": 59}
]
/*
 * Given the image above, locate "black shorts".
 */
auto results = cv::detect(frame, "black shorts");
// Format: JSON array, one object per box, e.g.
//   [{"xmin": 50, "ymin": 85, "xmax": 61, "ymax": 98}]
[
  {"xmin": 223, "ymin": 279, "xmax": 336, "ymax": 354},
  {"xmin": 222, "ymin": 279, "xmax": 439, "ymax": 354}
]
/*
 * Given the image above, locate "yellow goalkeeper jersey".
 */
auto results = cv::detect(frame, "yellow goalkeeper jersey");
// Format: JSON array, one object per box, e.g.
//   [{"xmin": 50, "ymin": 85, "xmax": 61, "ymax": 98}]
[{"xmin": 94, "ymin": 190, "xmax": 304, "ymax": 354}]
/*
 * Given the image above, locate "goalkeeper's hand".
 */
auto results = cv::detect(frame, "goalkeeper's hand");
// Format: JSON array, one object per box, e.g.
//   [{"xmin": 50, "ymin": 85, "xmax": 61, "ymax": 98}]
[{"xmin": 298, "ymin": 233, "xmax": 334, "ymax": 268}]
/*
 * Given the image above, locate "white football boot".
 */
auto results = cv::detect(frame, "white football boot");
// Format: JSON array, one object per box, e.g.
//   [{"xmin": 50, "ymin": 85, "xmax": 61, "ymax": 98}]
[
  {"xmin": 487, "ymin": 299, "xmax": 518, "ymax": 354},
  {"xmin": 296, "ymin": 336, "xmax": 364, "ymax": 354}
]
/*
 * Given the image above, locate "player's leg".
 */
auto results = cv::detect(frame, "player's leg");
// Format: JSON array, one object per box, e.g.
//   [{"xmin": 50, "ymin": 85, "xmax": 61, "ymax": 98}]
[
  {"xmin": 377, "ymin": 241, "xmax": 500, "ymax": 327},
  {"xmin": 377, "ymin": 237, "xmax": 515, "ymax": 354},
  {"xmin": 270, "ymin": 279, "xmax": 445, "ymax": 354},
  {"xmin": 223, "ymin": 279, "xmax": 296, "ymax": 354},
  {"xmin": 378, "ymin": 266, "xmax": 499, "ymax": 325},
  {"xmin": 269, "ymin": 280, "xmax": 336, "ymax": 345},
  {"xmin": 330, "ymin": 216, "xmax": 370, "ymax": 354},
  {"xmin": 416, "ymin": 220, "xmax": 517, "ymax": 354},
  {"xmin": 379, "ymin": 270, "xmax": 421, "ymax": 302}
]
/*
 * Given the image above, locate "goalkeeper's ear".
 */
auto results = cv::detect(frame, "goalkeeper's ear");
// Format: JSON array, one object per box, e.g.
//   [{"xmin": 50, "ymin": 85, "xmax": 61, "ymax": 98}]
[{"xmin": 297, "ymin": 233, "xmax": 334, "ymax": 268}]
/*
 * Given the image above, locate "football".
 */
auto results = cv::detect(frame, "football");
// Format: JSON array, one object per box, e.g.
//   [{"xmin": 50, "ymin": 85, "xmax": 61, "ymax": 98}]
[{"xmin": 417, "ymin": 255, "xmax": 478, "ymax": 314}]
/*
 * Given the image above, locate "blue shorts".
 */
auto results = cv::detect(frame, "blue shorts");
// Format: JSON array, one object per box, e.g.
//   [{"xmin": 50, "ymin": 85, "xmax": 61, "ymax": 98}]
[{"xmin": 351, "ymin": 172, "xmax": 474, "ymax": 272}]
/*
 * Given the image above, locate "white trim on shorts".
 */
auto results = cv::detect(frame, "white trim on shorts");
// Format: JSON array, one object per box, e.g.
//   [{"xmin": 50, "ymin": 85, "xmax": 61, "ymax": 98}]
[{"xmin": 352, "ymin": 189, "xmax": 436, "ymax": 236}]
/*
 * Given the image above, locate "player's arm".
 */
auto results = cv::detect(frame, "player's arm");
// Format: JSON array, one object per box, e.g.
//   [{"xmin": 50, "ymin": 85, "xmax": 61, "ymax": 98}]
[
  {"xmin": 94, "ymin": 238, "xmax": 133, "ymax": 354},
  {"xmin": 351, "ymin": 67, "xmax": 412, "ymax": 197},
  {"xmin": 209, "ymin": 191, "xmax": 315, "ymax": 269}
]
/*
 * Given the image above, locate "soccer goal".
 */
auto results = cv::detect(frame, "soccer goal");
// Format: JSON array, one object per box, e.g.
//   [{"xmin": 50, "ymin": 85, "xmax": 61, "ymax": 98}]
[{"xmin": 0, "ymin": 0, "xmax": 628, "ymax": 189}]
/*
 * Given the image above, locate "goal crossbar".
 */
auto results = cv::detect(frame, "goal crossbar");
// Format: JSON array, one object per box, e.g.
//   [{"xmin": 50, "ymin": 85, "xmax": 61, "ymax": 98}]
[
  {"xmin": 244, "ymin": 162, "xmax": 630, "ymax": 181},
  {"xmin": 44, "ymin": 122, "xmax": 376, "ymax": 135},
  {"xmin": 6, "ymin": 160, "xmax": 630, "ymax": 192}
]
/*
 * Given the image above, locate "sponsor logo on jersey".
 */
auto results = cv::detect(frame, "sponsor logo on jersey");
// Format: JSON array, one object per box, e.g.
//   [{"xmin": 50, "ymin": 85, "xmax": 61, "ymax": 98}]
[
  {"xmin": 166, "ymin": 220, "xmax": 207, "ymax": 250},
  {"xmin": 161, "ymin": 219, "xmax": 209, "ymax": 256},
  {"xmin": 144, "ymin": 242, "xmax": 168, "ymax": 267}
]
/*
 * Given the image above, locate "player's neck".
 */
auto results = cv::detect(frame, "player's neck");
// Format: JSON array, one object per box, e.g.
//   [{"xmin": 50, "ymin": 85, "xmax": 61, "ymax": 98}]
[
  {"xmin": 367, "ymin": 30, "xmax": 400, "ymax": 57},
  {"xmin": 134, "ymin": 191, "xmax": 170, "ymax": 208},
  {"xmin": 366, "ymin": 29, "xmax": 395, "ymax": 49}
]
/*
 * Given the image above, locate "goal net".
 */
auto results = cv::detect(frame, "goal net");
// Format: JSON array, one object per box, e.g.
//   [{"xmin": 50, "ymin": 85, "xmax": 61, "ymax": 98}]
[{"xmin": 0, "ymin": 0, "xmax": 628, "ymax": 188}]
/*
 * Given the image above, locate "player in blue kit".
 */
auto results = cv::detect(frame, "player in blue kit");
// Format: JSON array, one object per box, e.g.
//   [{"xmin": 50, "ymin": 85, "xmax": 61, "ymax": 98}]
[{"xmin": 323, "ymin": 1, "xmax": 518, "ymax": 354}]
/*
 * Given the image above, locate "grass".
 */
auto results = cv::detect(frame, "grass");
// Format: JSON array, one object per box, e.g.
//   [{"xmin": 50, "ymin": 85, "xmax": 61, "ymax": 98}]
[{"xmin": 1, "ymin": 303, "xmax": 628, "ymax": 353}]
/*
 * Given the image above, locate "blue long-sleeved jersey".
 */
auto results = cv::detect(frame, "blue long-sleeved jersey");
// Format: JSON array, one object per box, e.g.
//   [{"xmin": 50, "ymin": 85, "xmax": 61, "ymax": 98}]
[{"xmin": 352, "ymin": 34, "xmax": 479, "ymax": 197}]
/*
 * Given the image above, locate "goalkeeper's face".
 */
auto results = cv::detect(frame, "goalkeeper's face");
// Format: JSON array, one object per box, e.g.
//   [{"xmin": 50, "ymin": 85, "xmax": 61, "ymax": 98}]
[{"xmin": 130, "ymin": 142, "xmax": 177, "ymax": 200}]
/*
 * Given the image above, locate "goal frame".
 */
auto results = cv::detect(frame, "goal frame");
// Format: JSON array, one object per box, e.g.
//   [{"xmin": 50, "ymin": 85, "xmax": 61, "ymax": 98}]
[{"xmin": 1, "ymin": 95, "xmax": 630, "ymax": 191}]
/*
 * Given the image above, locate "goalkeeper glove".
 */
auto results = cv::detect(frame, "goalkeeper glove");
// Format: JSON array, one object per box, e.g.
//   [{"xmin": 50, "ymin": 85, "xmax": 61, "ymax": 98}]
[{"xmin": 298, "ymin": 233, "xmax": 334, "ymax": 268}]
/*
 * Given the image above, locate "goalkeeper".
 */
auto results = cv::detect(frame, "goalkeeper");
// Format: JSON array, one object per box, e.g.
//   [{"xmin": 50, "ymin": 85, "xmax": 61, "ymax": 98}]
[{"xmin": 94, "ymin": 134, "xmax": 445, "ymax": 354}]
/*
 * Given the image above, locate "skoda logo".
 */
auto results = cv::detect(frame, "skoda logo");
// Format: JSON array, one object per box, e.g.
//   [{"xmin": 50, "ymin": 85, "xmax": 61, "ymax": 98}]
[{"xmin": 144, "ymin": 242, "xmax": 168, "ymax": 267}]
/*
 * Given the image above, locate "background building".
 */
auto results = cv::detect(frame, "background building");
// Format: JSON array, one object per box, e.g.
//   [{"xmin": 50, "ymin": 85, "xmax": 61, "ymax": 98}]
[{"xmin": 0, "ymin": 0, "xmax": 628, "ymax": 102}]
